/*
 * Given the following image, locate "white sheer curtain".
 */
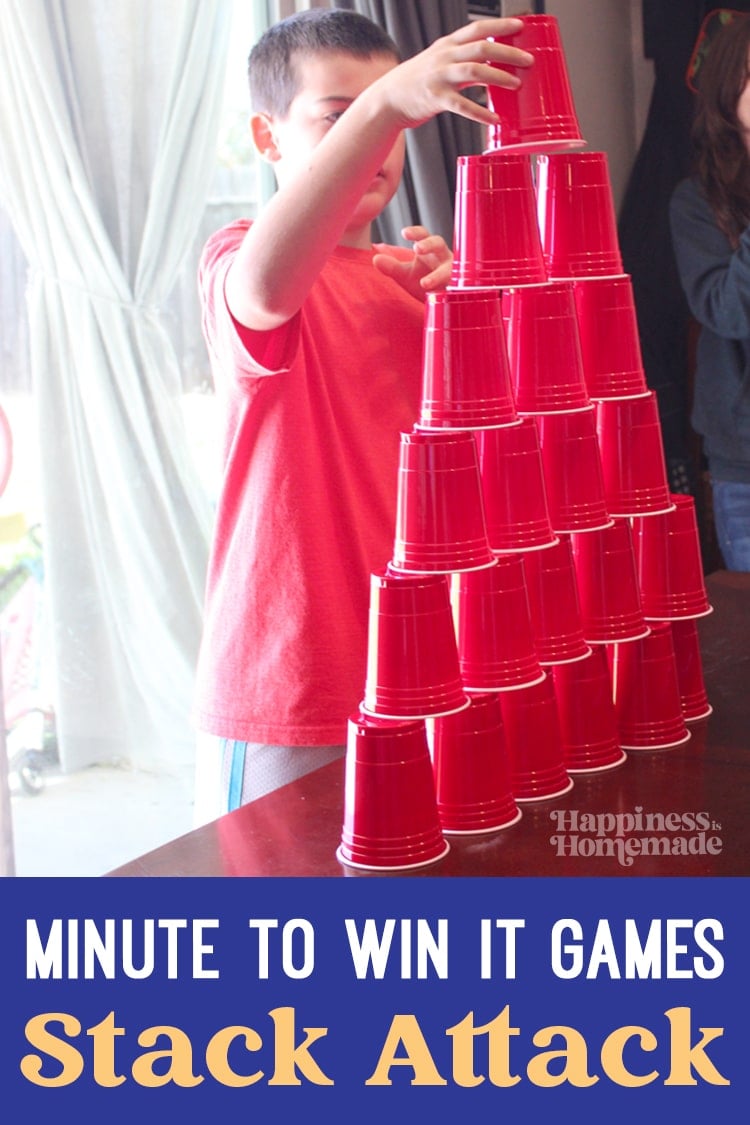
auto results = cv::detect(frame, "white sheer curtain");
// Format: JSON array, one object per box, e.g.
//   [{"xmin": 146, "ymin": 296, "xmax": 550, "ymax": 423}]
[{"xmin": 0, "ymin": 1, "xmax": 231, "ymax": 772}]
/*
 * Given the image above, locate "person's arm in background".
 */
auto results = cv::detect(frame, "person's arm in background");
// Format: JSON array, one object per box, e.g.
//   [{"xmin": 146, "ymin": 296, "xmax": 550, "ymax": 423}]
[{"xmin": 670, "ymin": 178, "xmax": 750, "ymax": 338}]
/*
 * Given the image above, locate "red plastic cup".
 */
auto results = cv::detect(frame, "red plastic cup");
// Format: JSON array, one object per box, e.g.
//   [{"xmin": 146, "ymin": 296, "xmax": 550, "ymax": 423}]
[
  {"xmin": 595, "ymin": 391, "xmax": 674, "ymax": 516},
  {"xmin": 610, "ymin": 623, "xmax": 692, "ymax": 750},
  {"xmin": 417, "ymin": 289, "xmax": 519, "ymax": 430},
  {"xmin": 552, "ymin": 646, "xmax": 627, "ymax": 773},
  {"xmin": 631, "ymin": 493, "xmax": 713, "ymax": 620},
  {"xmin": 570, "ymin": 519, "xmax": 650, "ymax": 643},
  {"xmin": 484, "ymin": 14, "xmax": 585, "ymax": 154},
  {"xmin": 573, "ymin": 275, "xmax": 650, "ymax": 400},
  {"xmin": 522, "ymin": 536, "xmax": 592, "ymax": 665},
  {"xmin": 430, "ymin": 692, "xmax": 522, "ymax": 834},
  {"xmin": 499, "ymin": 673, "xmax": 574, "ymax": 801},
  {"xmin": 534, "ymin": 406, "xmax": 613, "ymax": 533},
  {"xmin": 536, "ymin": 151, "xmax": 623, "ymax": 279},
  {"xmin": 337, "ymin": 709, "xmax": 449, "ymax": 870},
  {"xmin": 476, "ymin": 418, "xmax": 558, "ymax": 553},
  {"xmin": 503, "ymin": 282, "xmax": 591, "ymax": 414},
  {"xmin": 451, "ymin": 152, "xmax": 547, "ymax": 288},
  {"xmin": 670, "ymin": 618, "xmax": 713, "ymax": 722},
  {"xmin": 361, "ymin": 568, "xmax": 470, "ymax": 721},
  {"xmin": 451, "ymin": 557, "xmax": 545, "ymax": 692},
  {"xmin": 391, "ymin": 429, "xmax": 496, "ymax": 573}
]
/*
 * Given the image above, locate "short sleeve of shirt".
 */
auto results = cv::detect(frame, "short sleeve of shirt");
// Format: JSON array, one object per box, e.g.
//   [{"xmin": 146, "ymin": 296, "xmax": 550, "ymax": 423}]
[{"xmin": 198, "ymin": 219, "xmax": 301, "ymax": 382}]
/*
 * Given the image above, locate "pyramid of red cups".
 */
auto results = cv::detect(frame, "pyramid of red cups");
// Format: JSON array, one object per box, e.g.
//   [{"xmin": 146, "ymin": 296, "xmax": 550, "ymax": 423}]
[{"xmin": 336, "ymin": 15, "xmax": 713, "ymax": 872}]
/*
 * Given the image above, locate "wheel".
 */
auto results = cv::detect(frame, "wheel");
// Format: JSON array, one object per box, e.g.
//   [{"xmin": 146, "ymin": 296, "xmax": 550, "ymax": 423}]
[{"xmin": 17, "ymin": 751, "xmax": 44, "ymax": 796}]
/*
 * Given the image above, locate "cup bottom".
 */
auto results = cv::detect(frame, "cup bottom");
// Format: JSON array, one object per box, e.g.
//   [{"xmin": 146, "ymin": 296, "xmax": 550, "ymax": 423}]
[
  {"xmin": 539, "ymin": 644, "xmax": 592, "ymax": 667},
  {"xmin": 360, "ymin": 696, "xmax": 471, "ymax": 722},
  {"xmin": 441, "ymin": 808, "xmax": 523, "ymax": 836},
  {"xmin": 336, "ymin": 839, "xmax": 450, "ymax": 872},
  {"xmin": 565, "ymin": 748, "xmax": 628, "ymax": 774},
  {"xmin": 550, "ymin": 272, "xmax": 629, "ymax": 282},
  {"xmin": 619, "ymin": 729, "xmax": 692, "ymax": 752},
  {"xmin": 684, "ymin": 703, "xmax": 713, "ymax": 723},
  {"xmin": 590, "ymin": 390, "xmax": 652, "ymax": 403},
  {"xmin": 519, "ymin": 404, "xmax": 594, "ymax": 417},
  {"xmin": 584, "ymin": 624, "xmax": 651, "ymax": 645},
  {"xmin": 495, "ymin": 536, "xmax": 560, "ymax": 556},
  {"xmin": 484, "ymin": 138, "xmax": 586, "ymax": 155},
  {"xmin": 608, "ymin": 500, "xmax": 676, "ymax": 518},
  {"xmin": 390, "ymin": 556, "xmax": 497, "ymax": 576},
  {"xmin": 463, "ymin": 668, "xmax": 547, "ymax": 694},
  {"xmin": 514, "ymin": 776, "xmax": 574, "ymax": 803},
  {"xmin": 644, "ymin": 604, "xmax": 713, "ymax": 623},
  {"xmin": 416, "ymin": 419, "xmax": 523, "ymax": 433},
  {"xmin": 552, "ymin": 516, "xmax": 614, "ymax": 535}
]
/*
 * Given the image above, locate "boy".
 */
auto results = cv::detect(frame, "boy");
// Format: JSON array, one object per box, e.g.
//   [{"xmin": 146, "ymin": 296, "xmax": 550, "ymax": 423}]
[{"xmin": 193, "ymin": 8, "xmax": 531, "ymax": 822}]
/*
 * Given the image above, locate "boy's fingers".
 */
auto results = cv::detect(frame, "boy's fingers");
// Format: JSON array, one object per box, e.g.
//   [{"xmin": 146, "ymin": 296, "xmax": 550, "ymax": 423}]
[
  {"xmin": 447, "ymin": 18, "xmax": 533, "ymax": 65},
  {"xmin": 401, "ymin": 224, "xmax": 430, "ymax": 242},
  {"xmin": 372, "ymin": 243, "xmax": 413, "ymax": 263},
  {"xmin": 372, "ymin": 253, "xmax": 404, "ymax": 278},
  {"xmin": 412, "ymin": 235, "xmax": 447, "ymax": 256},
  {"xmin": 449, "ymin": 16, "xmax": 523, "ymax": 41},
  {"xmin": 450, "ymin": 58, "xmax": 531, "ymax": 90},
  {"xmin": 419, "ymin": 263, "xmax": 452, "ymax": 292},
  {"xmin": 439, "ymin": 91, "xmax": 503, "ymax": 125}
]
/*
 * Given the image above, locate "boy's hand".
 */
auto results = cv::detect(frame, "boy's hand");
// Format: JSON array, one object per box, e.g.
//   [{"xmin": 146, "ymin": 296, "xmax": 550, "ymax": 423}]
[
  {"xmin": 373, "ymin": 226, "xmax": 453, "ymax": 299},
  {"xmin": 374, "ymin": 17, "xmax": 534, "ymax": 130}
]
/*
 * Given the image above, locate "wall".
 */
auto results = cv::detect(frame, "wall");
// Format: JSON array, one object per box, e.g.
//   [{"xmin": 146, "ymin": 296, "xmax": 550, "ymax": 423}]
[{"xmin": 545, "ymin": 0, "xmax": 654, "ymax": 212}]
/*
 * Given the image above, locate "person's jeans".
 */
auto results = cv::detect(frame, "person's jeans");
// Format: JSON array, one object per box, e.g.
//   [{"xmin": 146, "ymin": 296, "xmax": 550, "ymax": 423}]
[{"xmin": 712, "ymin": 479, "xmax": 750, "ymax": 572}]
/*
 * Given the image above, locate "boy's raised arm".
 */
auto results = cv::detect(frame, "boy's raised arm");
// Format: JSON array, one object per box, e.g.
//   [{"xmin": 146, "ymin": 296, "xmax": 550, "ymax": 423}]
[{"xmin": 225, "ymin": 17, "xmax": 532, "ymax": 333}]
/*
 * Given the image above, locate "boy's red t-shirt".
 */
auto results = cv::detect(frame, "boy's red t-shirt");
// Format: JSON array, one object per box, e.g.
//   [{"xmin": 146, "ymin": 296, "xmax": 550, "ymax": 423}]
[{"xmin": 193, "ymin": 220, "xmax": 424, "ymax": 745}]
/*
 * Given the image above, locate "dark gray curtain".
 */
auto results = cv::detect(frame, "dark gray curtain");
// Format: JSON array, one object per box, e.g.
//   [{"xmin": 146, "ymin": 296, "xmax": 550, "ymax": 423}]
[{"xmin": 338, "ymin": 0, "xmax": 484, "ymax": 245}]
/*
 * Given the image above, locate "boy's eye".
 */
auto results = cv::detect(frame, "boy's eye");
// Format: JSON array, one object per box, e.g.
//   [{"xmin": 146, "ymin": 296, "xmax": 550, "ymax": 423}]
[{"xmin": 324, "ymin": 110, "xmax": 345, "ymax": 124}]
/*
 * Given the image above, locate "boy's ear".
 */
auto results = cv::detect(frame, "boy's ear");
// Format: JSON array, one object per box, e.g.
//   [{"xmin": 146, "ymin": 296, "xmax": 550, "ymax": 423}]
[{"xmin": 250, "ymin": 112, "xmax": 282, "ymax": 164}]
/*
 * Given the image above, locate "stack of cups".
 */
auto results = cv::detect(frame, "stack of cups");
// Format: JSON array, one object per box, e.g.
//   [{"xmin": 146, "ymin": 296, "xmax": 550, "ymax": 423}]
[
  {"xmin": 476, "ymin": 418, "xmax": 558, "ymax": 554},
  {"xmin": 501, "ymin": 277, "xmax": 612, "ymax": 537},
  {"xmin": 500, "ymin": 672, "xmax": 574, "ymax": 802},
  {"xmin": 619, "ymin": 492, "xmax": 714, "ymax": 736},
  {"xmin": 337, "ymin": 709, "xmax": 450, "ymax": 871},
  {"xmin": 631, "ymin": 494, "xmax": 713, "ymax": 622},
  {"xmin": 338, "ymin": 11, "xmax": 714, "ymax": 868},
  {"xmin": 552, "ymin": 645, "xmax": 627, "ymax": 773},
  {"xmin": 451, "ymin": 151, "xmax": 547, "ymax": 289},
  {"xmin": 390, "ymin": 428, "xmax": 496, "ymax": 575},
  {"xmin": 451, "ymin": 558, "xmax": 545, "ymax": 693},
  {"xmin": 536, "ymin": 151, "xmax": 623, "ymax": 280},
  {"xmin": 573, "ymin": 274, "xmax": 650, "ymax": 401},
  {"xmin": 610, "ymin": 624, "xmax": 691, "ymax": 752},
  {"xmin": 340, "ymin": 302, "xmax": 502, "ymax": 867},
  {"xmin": 338, "ymin": 568, "xmax": 468, "ymax": 872},
  {"xmin": 570, "ymin": 519, "xmax": 650, "ymax": 646},
  {"xmin": 430, "ymin": 692, "xmax": 522, "ymax": 834},
  {"xmin": 670, "ymin": 619, "xmax": 713, "ymax": 723},
  {"xmin": 484, "ymin": 14, "xmax": 585, "ymax": 155},
  {"xmin": 523, "ymin": 141, "xmax": 681, "ymax": 765},
  {"xmin": 417, "ymin": 288, "xmax": 519, "ymax": 431},
  {"xmin": 361, "ymin": 568, "xmax": 470, "ymax": 724},
  {"xmin": 531, "ymin": 142, "xmax": 707, "ymax": 752},
  {"xmin": 522, "ymin": 536, "xmax": 591, "ymax": 667}
]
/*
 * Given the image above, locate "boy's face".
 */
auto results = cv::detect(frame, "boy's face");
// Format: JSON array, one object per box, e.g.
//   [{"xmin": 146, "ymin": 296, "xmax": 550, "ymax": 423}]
[{"xmin": 253, "ymin": 51, "xmax": 405, "ymax": 234}]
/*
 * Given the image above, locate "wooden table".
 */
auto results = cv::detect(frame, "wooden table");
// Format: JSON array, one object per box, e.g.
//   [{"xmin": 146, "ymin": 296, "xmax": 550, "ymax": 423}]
[{"xmin": 110, "ymin": 570, "xmax": 750, "ymax": 878}]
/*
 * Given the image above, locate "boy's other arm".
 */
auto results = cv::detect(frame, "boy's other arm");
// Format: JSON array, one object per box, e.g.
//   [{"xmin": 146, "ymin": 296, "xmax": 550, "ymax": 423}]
[
  {"xmin": 373, "ymin": 225, "xmax": 454, "ymax": 297},
  {"xmin": 225, "ymin": 17, "xmax": 532, "ymax": 332}
]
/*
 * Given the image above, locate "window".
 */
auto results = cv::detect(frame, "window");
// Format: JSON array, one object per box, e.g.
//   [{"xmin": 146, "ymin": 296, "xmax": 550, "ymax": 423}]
[{"xmin": 0, "ymin": 0, "xmax": 266, "ymax": 876}]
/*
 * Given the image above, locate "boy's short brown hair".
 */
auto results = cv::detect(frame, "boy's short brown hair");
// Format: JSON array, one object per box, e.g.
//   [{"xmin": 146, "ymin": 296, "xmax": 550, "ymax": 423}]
[{"xmin": 248, "ymin": 7, "xmax": 400, "ymax": 117}]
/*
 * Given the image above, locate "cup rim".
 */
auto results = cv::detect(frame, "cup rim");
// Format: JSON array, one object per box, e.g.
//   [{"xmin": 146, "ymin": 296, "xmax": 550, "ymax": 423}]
[{"xmin": 336, "ymin": 840, "xmax": 450, "ymax": 872}]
